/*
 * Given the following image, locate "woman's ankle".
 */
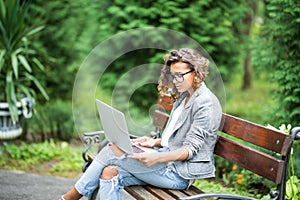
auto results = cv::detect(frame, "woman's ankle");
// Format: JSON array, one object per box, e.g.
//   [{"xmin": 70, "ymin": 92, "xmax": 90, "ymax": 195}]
[{"xmin": 62, "ymin": 187, "xmax": 82, "ymax": 200}]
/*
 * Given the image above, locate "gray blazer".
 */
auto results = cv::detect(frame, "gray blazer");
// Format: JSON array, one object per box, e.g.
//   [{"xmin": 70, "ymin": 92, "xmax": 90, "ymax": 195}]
[{"xmin": 163, "ymin": 83, "xmax": 222, "ymax": 180}]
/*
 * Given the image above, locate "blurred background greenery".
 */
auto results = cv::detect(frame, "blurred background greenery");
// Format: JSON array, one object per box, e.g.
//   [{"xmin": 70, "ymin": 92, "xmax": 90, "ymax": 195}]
[
  {"xmin": 1, "ymin": 0, "xmax": 295, "ymax": 140},
  {"xmin": 0, "ymin": 0, "xmax": 299, "ymax": 198}
]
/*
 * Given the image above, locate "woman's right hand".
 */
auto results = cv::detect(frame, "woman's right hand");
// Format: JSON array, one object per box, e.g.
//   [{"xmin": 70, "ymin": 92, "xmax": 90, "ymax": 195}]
[{"xmin": 131, "ymin": 137, "xmax": 160, "ymax": 148}]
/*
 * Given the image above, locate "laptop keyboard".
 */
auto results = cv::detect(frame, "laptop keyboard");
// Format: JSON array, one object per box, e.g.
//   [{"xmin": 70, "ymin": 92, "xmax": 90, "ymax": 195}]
[{"xmin": 132, "ymin": 145, "xmax": 145, "ymax": 153}]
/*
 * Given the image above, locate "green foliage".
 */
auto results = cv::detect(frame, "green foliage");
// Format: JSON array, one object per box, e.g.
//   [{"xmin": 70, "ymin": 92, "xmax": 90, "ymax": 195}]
[
  {"xmin": 278, "ymin": 124, "xmax": 300, "ymax": 199},
  {"xmin": 254, "ymin": 0, "xmax": 300, "ymax": 127},
  {"xmin": 221, "ymin": 164, "xmax": 274, "ymax": 198},
  {"xmin": 96, "ymin": 0, "xmax": 250, "ymax": 110},
  {"xmin": 50, "ymin": 145, "xmax": 83, "ymax": 174},
  {"xmin": 24, "ymin": 0, "xmax": 258, "ymax": 137},
  {"xmin": 286, "ymin": 176, "xmax": 300, "ymax": 200},
  {"xmin": 0, "ymin": 0, "xmax": 48, "ymax": 122},
  {"xmin": 0, "ymin": 140, "xmax": 82, "ymax": 177},
  {"xmin": 26, "ymin": 100, "xmax": 75, "ymax": 141},
  {"xmin": 1, "ymin": 140, "xmax": 59, "ymax": 168},
  {"xmin": 225, "ymin": 72, "xmax": 277, "ymax": 124},
  {"xmin": 193, "ymin": 178, "xmax": 262, "ymax": 199},
  {"xmin": 29, "ymin": 0, "xmax": 100, "ymax": 100},
  {"xmin": 293, "ymin": 141, "xmax": 300, "ymax": 181},
  {"xmin": 193, "ymin": 179, "xmax": 235, "ymax": 194}
]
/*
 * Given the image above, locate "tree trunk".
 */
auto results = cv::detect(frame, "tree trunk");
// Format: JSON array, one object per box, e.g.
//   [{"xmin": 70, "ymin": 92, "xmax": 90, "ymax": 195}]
[
  {"xmin": 240, "ymin": 0, "xmax": 257, "ymax": 90},
  {"xmin": 242, "ymin": 56, "xmax": 251, "ymax": 89},
  {"xmin": 242, "ymin": 12, "xmax": 253, "ymax": 90}
]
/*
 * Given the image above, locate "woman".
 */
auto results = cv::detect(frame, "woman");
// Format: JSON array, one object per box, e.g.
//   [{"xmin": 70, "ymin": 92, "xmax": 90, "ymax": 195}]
[{"xmin": 60, "ymin": 48, "xmax": 222, "ymax": 200}]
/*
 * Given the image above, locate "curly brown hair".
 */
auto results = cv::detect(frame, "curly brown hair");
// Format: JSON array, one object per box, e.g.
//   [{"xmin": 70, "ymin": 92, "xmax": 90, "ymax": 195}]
[{"xmin": 157, "ymin": 48, "xmax": 209, "ymax": 99}]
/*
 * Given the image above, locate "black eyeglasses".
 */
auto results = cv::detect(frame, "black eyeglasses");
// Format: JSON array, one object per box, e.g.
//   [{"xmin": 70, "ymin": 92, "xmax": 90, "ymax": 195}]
[{"xmin": 167, "ymin": 69, "xmax": 194, "ymax": 83}]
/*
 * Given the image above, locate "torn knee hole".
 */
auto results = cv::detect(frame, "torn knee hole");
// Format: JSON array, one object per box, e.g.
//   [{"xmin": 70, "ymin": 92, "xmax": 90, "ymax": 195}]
[{"xmin": 101, "ymin": 165, "xmax": 118, "ymax": 180}]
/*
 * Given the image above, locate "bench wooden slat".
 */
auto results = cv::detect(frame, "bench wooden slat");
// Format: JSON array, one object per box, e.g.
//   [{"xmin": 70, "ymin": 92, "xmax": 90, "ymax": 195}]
[
  {"xmin": 165, "ymin": 189, "xmax": 188, "ymax": 199},
  {"xmin": 152, "ymin": 110, "xmax": 170, "ymax": 130},
  {"xmin": 124, "ymin": 186, "xmax": 160, "ymax": 200},
  {"xmin": 157, "ymin": 95, "xmax": 174, "ymax": 112},
  {"xmin": 122, "ymin": 189, "xmax": 138, "ymax": 200},
  {"xmin": 220, "ymin": 113, "xmax": 292, "ymax": 155},
  {"xmin": 215, "ymin": 136, "xmax": 284, "ymax": 183},
  {"xmin": 182, "ymin": 186, "xmax": 204, "ymax": 196},
  {"xmin": 124, "ymin": 185, "xmax": 203, "ymax": 200},
  {"xmin": 144, "ymin": 186, "xmax": 177, "ymax": 199},
  {"xmin": 166, "ymin": 188, "xmax": 205, "ymax": 199}
]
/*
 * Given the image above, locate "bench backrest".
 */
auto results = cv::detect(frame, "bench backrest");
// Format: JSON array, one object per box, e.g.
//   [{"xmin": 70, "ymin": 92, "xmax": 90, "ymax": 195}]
[
  {"xmin": 217, "ymin": 114, "xmax": 292, "ymax": 184},
  {"xmin": 153, "ymin": 94, "xmax": 295, "ymax": 199}
]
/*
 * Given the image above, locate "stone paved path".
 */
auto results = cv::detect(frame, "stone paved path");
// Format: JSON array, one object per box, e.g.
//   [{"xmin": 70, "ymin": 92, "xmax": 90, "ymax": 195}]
[{"xmin": 0, "ymin": 170, "xmax": 88, "ymax": 200}]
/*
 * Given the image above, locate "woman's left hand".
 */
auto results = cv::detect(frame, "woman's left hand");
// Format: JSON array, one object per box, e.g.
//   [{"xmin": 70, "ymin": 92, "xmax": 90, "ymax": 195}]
[
  {"xmin": 128, "ymin": 152, "xmax": 162, "ymax": 167},
  {"xmin": 129, "ymin": 148, "xmax": 188, "ymax": 167}
]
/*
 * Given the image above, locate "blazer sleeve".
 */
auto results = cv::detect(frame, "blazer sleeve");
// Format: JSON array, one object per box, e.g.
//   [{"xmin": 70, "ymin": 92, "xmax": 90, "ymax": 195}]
[{"xmin": 183, "ymin": 96, "xmax": 220, "ymax": 160}]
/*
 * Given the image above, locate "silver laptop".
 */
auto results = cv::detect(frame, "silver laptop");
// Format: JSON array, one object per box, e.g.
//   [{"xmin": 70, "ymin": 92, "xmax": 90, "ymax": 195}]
[{"xmin": 95, "ymin": 99, "xmax": 156, "ymax": 154}]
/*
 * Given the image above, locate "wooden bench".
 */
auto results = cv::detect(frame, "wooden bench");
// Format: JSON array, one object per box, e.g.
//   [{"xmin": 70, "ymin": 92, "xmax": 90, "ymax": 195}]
[{"xmin": 82, "ymin": 95, "xmax": 300, "ymax": 200}]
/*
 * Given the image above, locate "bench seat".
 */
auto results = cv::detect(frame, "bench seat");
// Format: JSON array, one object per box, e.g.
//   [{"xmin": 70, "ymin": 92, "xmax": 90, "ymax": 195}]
[{"xmin": 124, "ymin": 185, "xmax": 203, "ymax": 200}]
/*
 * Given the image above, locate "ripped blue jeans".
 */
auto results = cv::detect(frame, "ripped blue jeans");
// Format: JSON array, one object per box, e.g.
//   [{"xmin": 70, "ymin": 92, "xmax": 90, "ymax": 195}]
[{"xmin": 75, "ymin": 145, "xmax": 189, "ymax": 200}]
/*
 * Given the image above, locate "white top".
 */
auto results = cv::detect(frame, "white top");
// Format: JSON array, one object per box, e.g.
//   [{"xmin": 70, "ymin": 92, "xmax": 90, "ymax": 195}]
[{"xmin": 161, "ymin": 98, "xmax": 186, "ymax": 147}]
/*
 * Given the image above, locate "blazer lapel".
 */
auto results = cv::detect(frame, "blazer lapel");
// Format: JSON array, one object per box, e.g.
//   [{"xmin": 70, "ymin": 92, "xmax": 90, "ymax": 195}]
[{"xmin": 171, "ymin": 88, "xmax": 202, "ymax": 133}]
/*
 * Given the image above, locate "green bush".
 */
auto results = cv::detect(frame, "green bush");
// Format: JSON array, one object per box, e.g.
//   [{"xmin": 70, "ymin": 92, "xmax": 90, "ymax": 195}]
[
  {"xmin": 0, "ymin": 140, "xmax": 82, "ymax": 177},
  {"xmin": 2, "ymin": 140, "xmax": 58, "ymax": 161},
  {"xmin": 25, "ymin": 100, "xmax": 75, "ymax": 141},
  {"xmin": 193, "ymin": 177, "xmax": 262, "ymax": 199},
  {"xmin": 0, "ymin": 140, "xmax": 60, "ymax": 169},
  {"xmin": 293, "ymin": 141, "xmax": 300, "ymax": 178},
  {"xmin": 253, "ymin": 0, "xmax": 300, "ymax": 127},
  {"xmin": 213, "ymin": 156, "xmax": 274, "ymax": 197}
]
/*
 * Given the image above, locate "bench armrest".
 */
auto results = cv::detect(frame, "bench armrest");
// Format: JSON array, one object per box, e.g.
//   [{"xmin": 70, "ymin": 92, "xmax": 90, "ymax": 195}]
[
  {"xmin": 128, "ymin": 134, "xmax": 140, "ymax": 139},
  {"xmin": 82, "ymin": 131, "xmax": 105, "ymax": 162},
  {"xmin": 291, "ymin": 126, "xmax": 300, "ymax": 140},
  {"xmin": 82, "ymin": 131, "xmax": 149, "ymax": 162},
  {"xmin": 179, "ymin": 193, "xmax": 257, "ymax": 200}
]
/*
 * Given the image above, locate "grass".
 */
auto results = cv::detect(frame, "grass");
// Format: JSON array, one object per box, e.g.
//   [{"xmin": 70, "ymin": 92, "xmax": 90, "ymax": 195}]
[
  {"xmin": 193, "ymin": 179, "xmax": 267, "ymax": 199},
  {"xmin": 224, "ymin": 72, "xmax": 277, "ymax": 125}
]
